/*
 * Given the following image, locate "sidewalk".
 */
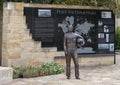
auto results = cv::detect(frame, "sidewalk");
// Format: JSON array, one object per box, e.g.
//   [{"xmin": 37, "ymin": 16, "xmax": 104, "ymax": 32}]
[{"xmin": 3, "ymin": 55, "xmax": 120, "ymax": 85}]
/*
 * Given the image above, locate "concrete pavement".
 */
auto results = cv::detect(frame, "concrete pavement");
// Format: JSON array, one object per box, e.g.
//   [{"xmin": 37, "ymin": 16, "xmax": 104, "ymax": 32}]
[{"xmin": 2, "ymin": 54, "xmax": 120, "ymax": 85}]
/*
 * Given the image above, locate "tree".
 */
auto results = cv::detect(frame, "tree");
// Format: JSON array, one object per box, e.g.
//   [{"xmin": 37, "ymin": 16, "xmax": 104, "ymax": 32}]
[{"xmin": 0, "ymin": 0, "xmax": 119, "ymax": 12}]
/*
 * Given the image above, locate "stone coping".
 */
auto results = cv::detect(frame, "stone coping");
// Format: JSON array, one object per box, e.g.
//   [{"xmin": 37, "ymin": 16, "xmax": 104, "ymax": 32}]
[
  {"xmin": 4, "ymin": 2, "xmax": 110, "ymax": 10},
  {"xmin": 0, "ymin": 67, "xmax": 13, "ymax": 85},
  {"xmin": 0, "ymin": 67, "xmax": 12, "ymax": 70},
  {"xmin": 54, "ymin": 53, "xmax": 115, "ymax": 59},
  {"xmin": 24, "ymin": 3, "xmax": 109, "ymax": 10}
]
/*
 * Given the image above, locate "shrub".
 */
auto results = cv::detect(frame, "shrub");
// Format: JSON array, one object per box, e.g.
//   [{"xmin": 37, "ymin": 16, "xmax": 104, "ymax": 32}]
[
  {"xmin": 13, "ymin": 62, "xmax": 64, "ymax": 78},
  {"xmin": 13, "ymin": 67, "xmax": 21, "ymax": 78},
  {"xmin": 115, "ymin": 27, "xmax": 120, "ymax": 49},
  {"xmin": 40, "ymin": 62, "xmax": 64, "ymax": 76},
  {"xmin": 22, "ymin": 66, "xmax": 40, "ymax": 78}
]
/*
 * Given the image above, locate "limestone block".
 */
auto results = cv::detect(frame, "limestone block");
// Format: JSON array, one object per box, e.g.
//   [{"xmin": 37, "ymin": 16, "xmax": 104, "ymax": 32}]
[
  {"xmin": 20, "ymin": 47, "xmax": 33, "ymax": 53},
  {"xmin": 0, "ymin": 67, "xmax": 13, "ymax": 85},
  {"xmin": 7, "ymin": 41, "xmax": 21, "ymax": 59},
  {"xmin": 3, "ymin": 10, "xmax": 23, "ymax": 17},
  {"xmin": 7, "ymin": 32, "xmax": 31, "ymax": 43},
  {"xmin": 20, "ymin": 41, "xmax": 41, "ymax": 52},
  {"xmin": 26, "ymin": 56, "xmax": 55, "ymax": 65},
  {"xmin": 28, "ymin": 57, "xmax": 45, "ymax": 66},
  {"xmin": 21, "ymin": 52, "xmax": 46, "ymax": 59},
  {"xmin": 41, "ymin": 47, "xmax": 57, "ymax": 52},
  {"xmin": 20, "ymin": 33, "xmax": 32, "ymax": 42},
  {"xmin": 8, "ymin": 27, "xmax": 27, "ymax": 34},
  {"xmin": 10, "ymin": 16, "xmax": 25, "ymax": 24},
  {"xmin": 7, "ymin": 48, "xmax": 21, "ymax": 59},
  {"xmin": 10, "ymin": 54, "xmax": 30, "ymax": 67},
  {"xmin": 46, "ymin": 52, "xmax": 56, "ymax": 58},
  {"xmin": 14, "ymin": 52, "xmax": 47, "ymax": 66},
  {"xmin": 2, "ymin": 30, "xmax": 8, "ymax": 42},
  {"xmin": 80, "ymin": 57, "xmax": 101, "ymax": 66},
  {"xmin": 116, "ymin": 55, "xmax": 120, "ymax": 64},
  {"xmin": 7, "ymin": 24, "xmax": 27, "ymax": 34},
  {"xmin": 3, "ymin": 10, "xmax": 10, "ymax": 16},
  {"xmin": 100, "ymin": 56, "xmax": 114, "ymax": 65},
  {"xmin": 7, "ymin": 33, "xmax": 23, "ymax": 42},
  {"xmin": 33, "ymin": 41, "xmax": 42, "ymax": 49},
  {"xmin": 3, "ymin": 16, "xmax": 10, "ymax": 24},
  {"xmin": 49, "ymin": 47, "xmax": 57, "ymax": 52},
  {"xmin": 44, "ymin": 57, "xmax": 54, "ymax": 63},
  {"xmin": 7, "ymin": 23, "xmax": 27, "ymax": 29},
  {"xmin": 1, "ymin": 55, "xmax": 9, "ymax": 67},
  {"xmin": 10, "ymin": 59, "xmax": 25, "ymax": 67},
  {"xmin": 29, "ymin": 48, "xmax": 41, "ymax": 53},
  {"xmin": 10, "ymin": 53, "xmax": 44, "ymax": 66},
  {"xmin": 15, "ymin": 2, "xmax": 24, "ymax": 11},
  {"xmin": 55, "ymin": 51, "xmax": 65, "ymax": 56},
  {"xmin": 20, "ymin": 41, "xmax": 35, "ymax": 49},
  {"xmin": 80, "ymin": 56, "xmax": 114, "ymax": 66},
  {"xmin": 10, "ymin": 10, "xmax": 23, "ymax": 16},
  {"xmin": 7, "ymin": 42, "xmax": 20, "ymax": 48},
  {"xmin": 3, "ymin": 22, "xmax": 10, "ymax": 32}
]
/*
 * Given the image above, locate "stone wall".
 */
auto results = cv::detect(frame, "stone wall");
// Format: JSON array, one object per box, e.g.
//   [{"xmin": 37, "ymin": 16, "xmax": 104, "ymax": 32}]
[
  {"xmin": 116, "ymin": 18, "xmax": 120, "ymax": 27},
  {"xmin": 2, "ymin": 2, "xmax": 64, "ymax": 67},
  {"xmin": 2, "ymin": 2, "xmax": 115, "ymax": 67},
  {"xmin": 0, "ymin": 11, "xmax": 2, "ymax": 65},
  {"xmin": 55, "ymin": 55, "xmax": 115, "ymax": 67}
]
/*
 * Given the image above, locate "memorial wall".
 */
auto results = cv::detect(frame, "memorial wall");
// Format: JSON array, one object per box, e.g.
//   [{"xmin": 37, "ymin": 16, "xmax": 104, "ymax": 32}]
[{"xmin": 24, "ymin": 7, "xmax": 115, "ymax": 54}]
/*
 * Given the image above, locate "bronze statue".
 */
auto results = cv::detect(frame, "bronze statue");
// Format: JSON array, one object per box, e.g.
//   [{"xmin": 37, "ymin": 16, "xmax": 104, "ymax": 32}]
[{"xmin": 64, "ymin": 25, "xmax": 84, "ymax": 79}]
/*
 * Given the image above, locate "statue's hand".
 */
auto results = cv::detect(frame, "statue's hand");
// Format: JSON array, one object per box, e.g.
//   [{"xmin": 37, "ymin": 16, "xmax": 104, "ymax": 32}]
[{"xmin": 65, "ymin": 51, "xmax": 68, "ymax": 56}]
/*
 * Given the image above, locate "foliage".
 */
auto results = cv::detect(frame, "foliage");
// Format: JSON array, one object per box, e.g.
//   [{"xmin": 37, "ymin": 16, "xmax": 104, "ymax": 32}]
[
  {"xmin": 52, "ymin": 0, "xmax": 116, "ymax": 7},
  {"xmin": 0, "ymin": 1, "xmax": 3, "ymax": 10},
  {"xmin": 13, "ymin": 65, "xmax": 41, "ymax": 78},
  {"xmin": 13, "ymin": 62, "xmax": 64, "ymax": 78},
  {"xmin": 0, "ymin": 0, "xmax": 118, "ymax": 14},
  {"xmin": 0, "ymin": 0, "xmax": 118, "ymax": 9},
  {"xmin": 40, "ymin": 62, "xmax": 64, "ymax": 75},
  {"xmin": 115, "ymin": 27, "xmax": 120, "ymax": 49}
]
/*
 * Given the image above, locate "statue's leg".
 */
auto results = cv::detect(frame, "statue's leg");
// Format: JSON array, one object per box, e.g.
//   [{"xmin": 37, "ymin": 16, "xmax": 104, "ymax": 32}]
[
  {"xmin": 72, "ymin": 51, "xmax": 79, "ymax": 78},
  {"xmin": 66, "ymin": 54, "xmax": 71, "ymax": 78}
]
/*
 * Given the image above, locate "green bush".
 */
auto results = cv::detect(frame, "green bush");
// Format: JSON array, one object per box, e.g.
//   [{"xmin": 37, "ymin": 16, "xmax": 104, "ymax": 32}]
[
  {"xmin": 13, "ymin": 62, "xmax": 64, "ymax": 78},
  {"xmin": 115, "ymin": 27, "xmax": 120, "ymax": 49},
  {"xmin": 40, "ymin": 62, "xmax": 64, "ymax": 75}
]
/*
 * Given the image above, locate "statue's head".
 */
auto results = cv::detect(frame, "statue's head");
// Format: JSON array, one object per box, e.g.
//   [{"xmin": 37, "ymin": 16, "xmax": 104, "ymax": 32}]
[{"xmin": 68, "ymin": 25, "xmax": 73, "ymax": 32}]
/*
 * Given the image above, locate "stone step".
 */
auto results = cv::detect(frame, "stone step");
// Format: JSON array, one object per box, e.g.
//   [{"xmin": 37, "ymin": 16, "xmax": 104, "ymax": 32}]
[{"xmin": 0, "ymin": 67, "xmax": 13, "ymax": 85}]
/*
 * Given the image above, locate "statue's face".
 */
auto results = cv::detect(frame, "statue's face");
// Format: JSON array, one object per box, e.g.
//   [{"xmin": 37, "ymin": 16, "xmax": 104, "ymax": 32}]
[{"xmin": 68, "ymin": 25, "xmax": 73, "ymax": 32}]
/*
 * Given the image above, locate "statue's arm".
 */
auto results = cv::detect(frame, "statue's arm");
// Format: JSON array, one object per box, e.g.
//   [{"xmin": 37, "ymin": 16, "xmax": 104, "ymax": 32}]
[
  {"xmin": 76, "ymin": 34, "xmax": 85, "ymax": 46},
  {"xmin": 64, "ymin": 35, "xmax": 68, "ymax": 55}
]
